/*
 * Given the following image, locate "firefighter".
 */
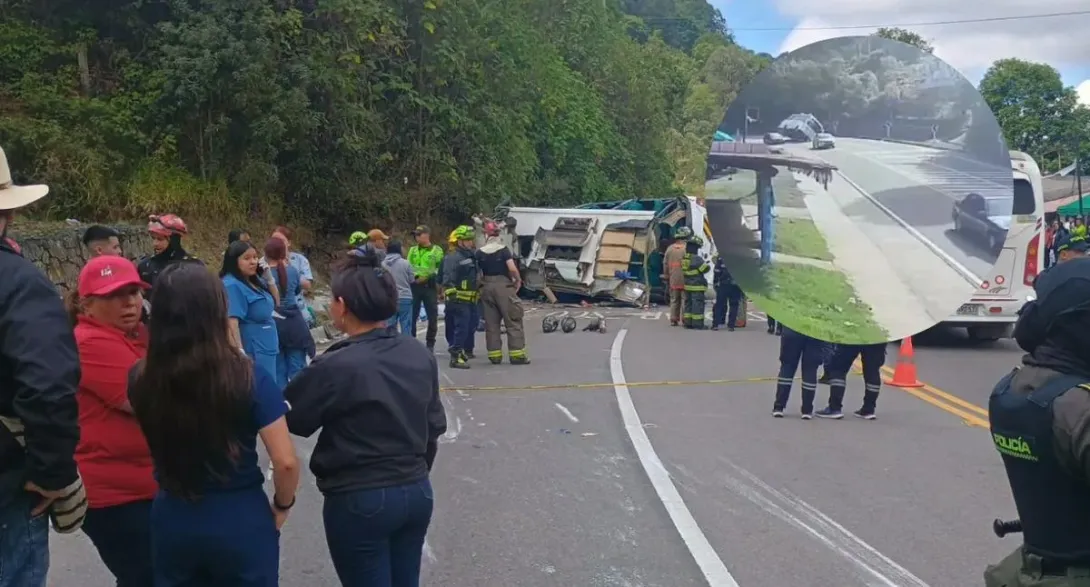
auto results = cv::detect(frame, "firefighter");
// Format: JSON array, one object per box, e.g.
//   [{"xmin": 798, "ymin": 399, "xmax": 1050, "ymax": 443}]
[
  {"xmin": 773, "ymin": 326, "xmax": 825, "ymax": 418},
  {"xmin": 816, "ymin": 343, "xmax": 887, "ymax": 419},
  {"xmin": 663, "ymin": 227, "xmax": 692, "ymax": 326},
  {"xmin": 440, "ymin": 225, "xmax": 479, "ymax": 369},
  {"xmin": 476, "ymin": 220, "xmax": 529, "ymax": 365},
  {"xmin": 681, "ymin": 235, "xmax": 710, "ymax": 329},
  {"xmin": 711, "ymin": 256, "xmax": 743, "ymax": 331}
]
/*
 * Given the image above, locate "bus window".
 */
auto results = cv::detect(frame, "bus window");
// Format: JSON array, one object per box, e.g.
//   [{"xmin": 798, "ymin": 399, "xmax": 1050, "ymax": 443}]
[{"xmin": 1012, "ymin": 179, "xmax": 1036, "ymax": 215}]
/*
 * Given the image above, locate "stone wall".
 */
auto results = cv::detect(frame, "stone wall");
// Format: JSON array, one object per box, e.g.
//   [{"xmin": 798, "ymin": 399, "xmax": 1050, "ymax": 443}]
[{"xmin": 9, "ymin": 223, "xmax": 151, "ymax": 293}]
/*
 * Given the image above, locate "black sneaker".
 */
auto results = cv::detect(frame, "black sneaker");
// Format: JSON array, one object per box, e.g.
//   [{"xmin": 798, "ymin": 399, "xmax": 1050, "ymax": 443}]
[
  {"xmin": 772, "ymin": 409, "xmax": 785, "ymax": 418},
  {"xmin": 727, "ymin": 326, "xmax": 735, "ymax": 332},
  {"xmin": 801, "ymin": 412, "xmax": 813, "ymax": 420},
  {"xmin": 711, "ymin": 325, "xmax": 719, "ymax": 331},
  {"xmin": 815, "ymin": 407, "xmax": 843, "ymax": 419},
  {"xmin": 854, "ymin": 409, "xmax": 876, "ymax": 420}
]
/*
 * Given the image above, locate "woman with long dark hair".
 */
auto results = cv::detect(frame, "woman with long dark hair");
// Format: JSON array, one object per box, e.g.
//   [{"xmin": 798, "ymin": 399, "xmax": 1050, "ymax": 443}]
[
  {"xmin": 284, "ymin": 248, "xmax": 446, "ymax": 586},
  {"xmin": 128, "ymin": 263, "xmax": 299, "ymax": 586},
  {"xmin": 264, "ymin": 238, "xmax": 312, "ymax": 387},
  {"xmin": 221, "ymin": 240, "xmax": 279, "ymax": 378}
]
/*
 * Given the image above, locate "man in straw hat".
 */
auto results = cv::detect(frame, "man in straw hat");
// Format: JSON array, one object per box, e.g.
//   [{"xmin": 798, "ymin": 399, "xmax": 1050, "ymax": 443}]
[{"xmin": 0, "ymin": 146, "xmax": 87, "ymax": 586}]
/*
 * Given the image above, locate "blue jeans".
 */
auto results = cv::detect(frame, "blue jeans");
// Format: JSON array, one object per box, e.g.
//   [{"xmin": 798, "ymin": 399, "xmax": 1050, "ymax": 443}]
[
  {"xmin": 151, "ymin": 488, "xmax": 279, "ymax": 587},
  {"xmin": 82, "ymin": 500, "xmax": 153, "ymax": 587},
  {"xmin": 388, "ymin": 299, "xmax": 413, "ymax": 334},
  {"xmin": 276, "ymin": 349, "xmax": 307, "ymax": 389},
  {"xmin": 322, "ymin": 478, "xmax": 434, "ymax": 587},
  {"xmin": 0, "ymin": 495, "xmax": 49, "ymax": 587}
]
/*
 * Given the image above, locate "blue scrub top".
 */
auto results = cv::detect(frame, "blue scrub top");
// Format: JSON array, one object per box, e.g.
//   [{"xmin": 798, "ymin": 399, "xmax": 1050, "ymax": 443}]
[
  {"xmin": 224, "ymin": 274, "xmax": 279, "ymax": 356},
  {"xmin": 154, "ymin": 364, "xmax": 288, "ymax": 496},
  {"xmin": 288, "ymin": 252, "xmax": 312, "ymax": 309},
  {"xmin": 271, "ymin": 264, "xmax": 302, "ymax": 311}
]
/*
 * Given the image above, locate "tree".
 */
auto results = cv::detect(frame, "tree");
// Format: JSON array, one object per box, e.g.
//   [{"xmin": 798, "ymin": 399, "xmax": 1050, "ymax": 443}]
[
  {"xmin": 978, "ymin": 58, "xmax": 1080, "ymax": 160},
  {"xmin": 874, "ymin": 27, "xmax": 933, "ymax": 54}
]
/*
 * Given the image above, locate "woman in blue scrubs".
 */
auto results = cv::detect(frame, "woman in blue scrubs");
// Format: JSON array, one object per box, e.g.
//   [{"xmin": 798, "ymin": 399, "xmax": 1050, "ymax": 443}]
[
  {"xmin": 263, "ymin": 238, "xmax": 312, "ymax": 388},
  {"xmin": 128, "ymin": 263, "xmax": 300, "ymax": 587},
  {"xmin": 221, "ymin": 240, "xmax": 279, "ymax": 378}
]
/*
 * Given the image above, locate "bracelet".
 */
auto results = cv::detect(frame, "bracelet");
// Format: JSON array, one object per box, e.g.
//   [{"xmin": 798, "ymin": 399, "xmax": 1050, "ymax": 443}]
[{"xmin": 273, "ymin": 495, "xmax": 296, "ymax": 511}]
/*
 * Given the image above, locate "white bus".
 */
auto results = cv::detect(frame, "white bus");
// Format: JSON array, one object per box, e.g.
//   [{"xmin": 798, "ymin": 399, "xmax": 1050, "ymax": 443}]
[{"xmin": 941, "ymin": 150, "xmax": 1044, "ymax": 341}]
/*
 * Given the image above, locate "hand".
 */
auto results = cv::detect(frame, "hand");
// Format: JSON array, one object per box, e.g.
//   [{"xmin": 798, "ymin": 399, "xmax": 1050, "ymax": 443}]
[
  {"xmin": 24, "ymin": 481, "xmax": 69, "ymax": 516},
  {"xmin": 273, "ymin": 505, "xmax": 290, "ymax": 530}
]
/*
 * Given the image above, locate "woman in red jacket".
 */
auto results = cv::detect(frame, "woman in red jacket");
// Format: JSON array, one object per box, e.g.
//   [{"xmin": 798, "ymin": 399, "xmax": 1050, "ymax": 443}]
[{"xmin": 72, "ymin": 255, "xmax": 156, "ymax": 586}]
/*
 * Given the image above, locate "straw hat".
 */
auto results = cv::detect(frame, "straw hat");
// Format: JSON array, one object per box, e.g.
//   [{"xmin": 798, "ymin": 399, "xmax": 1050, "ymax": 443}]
[{"xmin": 0, "ymin": 146, "xmax": 49, "ymax": 211}]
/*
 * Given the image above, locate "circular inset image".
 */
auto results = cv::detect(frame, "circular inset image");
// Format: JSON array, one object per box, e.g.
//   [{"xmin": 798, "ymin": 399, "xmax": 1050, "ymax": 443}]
[{"xmin": 703, "ymin": 35, "xmax": 1025, "ymax": 345}]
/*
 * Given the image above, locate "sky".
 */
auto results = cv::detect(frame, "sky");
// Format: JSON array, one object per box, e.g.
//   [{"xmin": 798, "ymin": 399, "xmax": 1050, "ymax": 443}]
[{"xmin": 711, "ymin": 0, "xmax": 1090, "ymax": 106}]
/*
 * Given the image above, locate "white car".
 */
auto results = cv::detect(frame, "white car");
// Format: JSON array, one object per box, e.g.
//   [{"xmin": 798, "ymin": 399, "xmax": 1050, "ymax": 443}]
[{"xmin": 812, "ymin": 133, "xmax": 835, "ymax": 149}]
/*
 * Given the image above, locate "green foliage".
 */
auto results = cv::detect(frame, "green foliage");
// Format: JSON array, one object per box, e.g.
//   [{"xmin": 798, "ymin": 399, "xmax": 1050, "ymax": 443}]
[
  {"xmin": 874, "ymin": 27, "xmax": 934, "ymax": 54},
  {"xmin": 0, "ymin": 0, "xmax": 766, "ymax": 230},
  {"xmin": 978, "ymin": 58, "xmax": 1090, "ymax": 172}
]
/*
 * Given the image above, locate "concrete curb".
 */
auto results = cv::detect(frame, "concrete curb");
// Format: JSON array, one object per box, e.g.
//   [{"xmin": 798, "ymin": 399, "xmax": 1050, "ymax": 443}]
[
  {"xmin": 875, "ymin": 137, "xmax": 963, "ymax": 152},
  {"xmin": 832, "ymin": 169, "xmax": 983, "ymax": 289}
]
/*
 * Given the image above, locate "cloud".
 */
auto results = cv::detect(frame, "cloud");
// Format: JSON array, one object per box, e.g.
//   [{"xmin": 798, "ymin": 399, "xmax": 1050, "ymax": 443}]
[
  {"xmin": 773, "ymin": 1, "xmax": 1090, "ymax": 83},
  {"xmin": 1078, "ymin": 80, "xmax": 1090, "ymax": 106}
]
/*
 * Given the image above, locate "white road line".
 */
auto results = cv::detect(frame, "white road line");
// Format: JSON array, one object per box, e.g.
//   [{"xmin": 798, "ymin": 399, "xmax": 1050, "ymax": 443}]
[
  {"xmin": 609, "ymin": 328, "xmax": 740, "ymax": 587},
  {"xmin": 439, "ymin": 371, "xmax": 462, "ymax": 443},
  {"xmin": 833, "ymin": 169, "xmax": 983, "ymax": 288},
  {"xmin": 554, "ymin": 402, "xmax": 579, "ymax": 423}
]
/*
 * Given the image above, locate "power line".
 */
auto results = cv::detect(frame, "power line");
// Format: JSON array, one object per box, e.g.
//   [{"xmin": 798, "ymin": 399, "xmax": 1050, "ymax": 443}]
[
  {"xmin": 637, "ymin": 10, "xmax": 1090, "ymax": 31},
  {"xmin": 731, "ymin": 10, "xmax": 1090, "ymax": 31}
]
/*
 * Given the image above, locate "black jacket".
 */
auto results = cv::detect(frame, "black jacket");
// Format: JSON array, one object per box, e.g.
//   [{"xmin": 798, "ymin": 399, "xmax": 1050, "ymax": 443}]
[
  {"xmin": 136, "ymin": 246, "xmax": 202, "ymax": 289},
  {"xmin": 0, "ymin": 240, "xmax": 81, "ymax": 504},
  {"xmin": 284, "ymin": 328, "xmax": 446, "ymax": 494}
]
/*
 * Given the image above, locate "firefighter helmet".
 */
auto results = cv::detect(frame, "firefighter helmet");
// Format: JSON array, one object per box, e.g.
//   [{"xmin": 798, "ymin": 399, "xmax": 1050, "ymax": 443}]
[
  {"xmin": 674, "ymin": 226, "xmax": 693, "ymax": 240},
  {"xmin": 148, "ymin": 214, "xmax": 188, "ymax": 237}
]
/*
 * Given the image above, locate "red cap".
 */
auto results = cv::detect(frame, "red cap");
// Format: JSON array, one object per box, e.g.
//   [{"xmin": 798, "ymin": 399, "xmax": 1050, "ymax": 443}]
[{"xmin": 78, "ymin": 256, "xmax": 149, "ymax": 297}]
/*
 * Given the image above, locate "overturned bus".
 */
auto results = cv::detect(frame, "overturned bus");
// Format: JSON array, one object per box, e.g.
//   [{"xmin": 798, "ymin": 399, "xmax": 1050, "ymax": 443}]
[{"xmin": 477, "ymin": 196, "xmax": 717, "ymax": 306}]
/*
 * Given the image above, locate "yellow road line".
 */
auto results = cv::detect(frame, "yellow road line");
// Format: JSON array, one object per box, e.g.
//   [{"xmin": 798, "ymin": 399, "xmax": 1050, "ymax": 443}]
[
  {"xmin": 441, "ymin": 376, "xmax": 777, "ymax": 393},
  {"xmin": 851, "ymin": 360, "xmax": 990, "ymax": 428}
]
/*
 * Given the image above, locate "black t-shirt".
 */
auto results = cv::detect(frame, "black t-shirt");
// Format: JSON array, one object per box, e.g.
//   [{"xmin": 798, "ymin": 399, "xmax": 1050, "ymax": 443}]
[{"xmin": 476, "ymin": 247, "xmax": 512, "ymax": 276}]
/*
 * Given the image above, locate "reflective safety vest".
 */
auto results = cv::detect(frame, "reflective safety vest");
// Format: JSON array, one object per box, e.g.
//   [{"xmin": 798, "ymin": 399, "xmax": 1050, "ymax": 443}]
[
  {"xmin": 989, "ymin": 369, "xmax": 1090, "ymax": 564},
  {"xmin": 407, "ymin": 244, "xmax": 444, "ymax": 280},
  {"xmin": 681, "ymin": 253, "xmax": 709, "ymax": 292},
  {"xmin": 443, "ymin": 247, "xmax": 480, "ymax": 303}
]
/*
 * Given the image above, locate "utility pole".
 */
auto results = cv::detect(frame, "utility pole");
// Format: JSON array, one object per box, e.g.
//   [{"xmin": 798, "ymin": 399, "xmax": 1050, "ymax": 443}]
[{"xmin": 1078, "ymin": 152, "xmax": 1084, "ymax": 218}]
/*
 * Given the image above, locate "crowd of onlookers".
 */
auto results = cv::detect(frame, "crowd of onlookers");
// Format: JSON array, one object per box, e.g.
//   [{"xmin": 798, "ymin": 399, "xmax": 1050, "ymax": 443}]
[
  {"xmin": 1045, "ymin": 215, "xmax": 1089, "ymax": 268},
  {"xmin": 0, "ymin": 144, "xmax": 447, "ymax": 587}
]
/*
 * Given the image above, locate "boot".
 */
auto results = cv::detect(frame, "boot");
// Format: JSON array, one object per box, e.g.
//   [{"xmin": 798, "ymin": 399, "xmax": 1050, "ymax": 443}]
[
  {"xmin": 449, "ymin": 350, "xmax": 470, "ymax": 369},
  {"xmin": 510, "ymin": 356, "xmax": 531, "ymax": 365}
]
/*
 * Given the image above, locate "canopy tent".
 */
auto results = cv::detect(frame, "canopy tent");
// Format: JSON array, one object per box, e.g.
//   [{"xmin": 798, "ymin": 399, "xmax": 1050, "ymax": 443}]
[
  {"xmin": 1055, "ymin": 194, "xmax": 1090, "ymax": 217},
  {"xmin": 713, "ymin": 131, "xmax": 734, "ymax": 142}
]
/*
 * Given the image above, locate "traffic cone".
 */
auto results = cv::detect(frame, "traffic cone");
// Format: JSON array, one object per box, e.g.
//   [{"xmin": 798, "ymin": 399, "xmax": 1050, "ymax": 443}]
[
  {"xmin": 734, "ymin": 297, "xmax": 748, "ymax": 328},
  {"xmin": 885, "ymin": 337, "xmax": 924, "ymax": 388}
]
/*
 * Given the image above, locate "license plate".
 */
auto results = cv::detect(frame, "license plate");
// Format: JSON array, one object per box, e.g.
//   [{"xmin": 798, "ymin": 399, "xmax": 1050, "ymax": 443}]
[{"xmin": 957, "ymin": 303, "xmax": 982, "ymax": 316}]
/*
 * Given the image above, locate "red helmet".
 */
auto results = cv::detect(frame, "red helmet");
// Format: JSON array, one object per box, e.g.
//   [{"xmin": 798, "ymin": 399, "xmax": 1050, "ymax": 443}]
[
  {"xmin": 483, "ymin": 220, "xmax": 500, "ymax": 237},
  {"xmin": 148, "ymin": 214, "xmax": 188, "ymax": 237}
]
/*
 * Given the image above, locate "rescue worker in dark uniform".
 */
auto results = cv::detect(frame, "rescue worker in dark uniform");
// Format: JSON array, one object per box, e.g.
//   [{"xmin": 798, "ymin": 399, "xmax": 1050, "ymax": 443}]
[
  {"xmin": 136, "ymin": 214, "xmax": 202, "ymax": 289},
  {"xmin": 476, "ymin": 221, "xmax": 529, "ymax": 365},
  {"xmin": 681, "ymin": 236, "xmax": 710, "ymax": 329},
  {"xmin": 773, "ymin": 326, "xmax": 824, "ymax": 418},
  {"xmin": 985, "ymin": 256, "xmax": 1090, "ymax": 587},
  {"xmin": 441, "ymin": 225, "xmax": 479, "ymax": 369},
  {"xmin": 766, "ymin": 315, "xmax": 783, "ymax": 335},
  {"xmin": 818, "ymin": 342, "xmax": 838, "ymax": 384},
  {"xmin": 816, "ymin": 342, "xmax": 887, "ymax": 420},
  {"xmin": 136, "ymin": 214, "xmax": 202, "ymax": 323},
  {"xmin": 711, "ymin": 256, "xmax": 743, "ymax": 331}
]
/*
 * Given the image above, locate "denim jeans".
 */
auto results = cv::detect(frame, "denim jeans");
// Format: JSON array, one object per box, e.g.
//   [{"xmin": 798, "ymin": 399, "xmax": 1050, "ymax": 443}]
[
  {"xmin": 322, "ymin": 478, "xmax": 434, "ymax": 587},
  {"xmin": 82, "ymin": 500, "xmax": 154, "ymax": 587},
  {"xmin": 389, "ymin": 299, "xmax": 413, "ymax": 334},
  {"xmin": 0, "ymin": 494, "xmax": 49, "ymax": 587}
]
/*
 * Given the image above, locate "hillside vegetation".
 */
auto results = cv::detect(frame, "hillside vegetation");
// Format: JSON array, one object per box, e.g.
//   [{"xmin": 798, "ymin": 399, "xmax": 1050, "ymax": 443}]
[{"xmin": 0, "ymin": 0, "xmax": 771, "ymax": 240}]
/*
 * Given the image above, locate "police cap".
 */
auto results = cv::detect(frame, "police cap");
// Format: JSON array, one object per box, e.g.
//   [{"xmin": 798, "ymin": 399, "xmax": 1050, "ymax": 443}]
[
  {"xmin": 1031, "ymin": 256, "xmax": 1090, "ymax": 322},
  {"xmin": 1056, "ymin": 232, "xmax": 1090, "ymax": 254}
]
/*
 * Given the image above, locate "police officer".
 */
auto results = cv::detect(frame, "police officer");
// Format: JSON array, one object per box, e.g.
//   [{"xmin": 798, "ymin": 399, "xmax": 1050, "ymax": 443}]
[
  {"xmin": 816, "ymin": 342, "xmax": 887, "ymax": 419},
  {"xmin": 984, "ymin": 256, "xmax": 1090, "ymax": 587},
  {"xmin": 476, "ymin": 221, "xmax": 529, "ymax": 365},
  {"xmin": 711, "ymin": 256, "xmax": 743, "ymax": 331},
  {"xmin": 408, "ymin": 225, "xmax": 445, "ymax": 352},
  {"xmin": 681, "ymin": 235, "xmax": 710, "ymax": 329},
  {"xmin": 773, "ymin": 326, "xmax": 824, "ymax": 418},
  {"xmin": 441, "ymin": 225, "xmax": 479, "ymax": 369},
  {"xmin": 1054, "ymin": 232, "xmax": 1089, "ymax": 265}
]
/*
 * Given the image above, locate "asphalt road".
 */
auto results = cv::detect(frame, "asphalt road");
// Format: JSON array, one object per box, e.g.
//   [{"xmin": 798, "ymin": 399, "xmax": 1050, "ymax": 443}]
[
  {"xmin": 780, "ymin": 137, "xmax": 1013, "ymax": 280},
  {"xmin": 49, "ymin": 306, "xmax": 1021, "ymax": 587}
]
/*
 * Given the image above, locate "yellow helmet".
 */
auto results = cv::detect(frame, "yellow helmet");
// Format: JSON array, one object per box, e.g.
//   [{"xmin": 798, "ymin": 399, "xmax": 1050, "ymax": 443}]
[{"xmin": 452, "ymin": 225, "xmax": 476, "ymax": 241}]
